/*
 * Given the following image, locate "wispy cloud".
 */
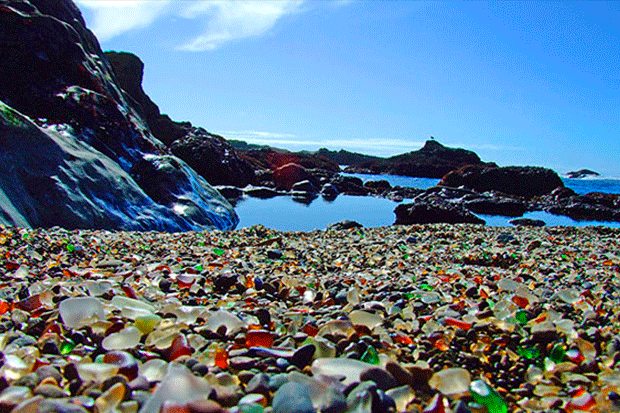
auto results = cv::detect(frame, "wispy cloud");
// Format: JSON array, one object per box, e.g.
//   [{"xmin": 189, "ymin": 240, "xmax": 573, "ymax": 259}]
[
  {"xmin": 76, "ymin": 0, "xmax": 309, "ymax": 51},
  {"xmin": 75, "ymin": 1, "xmax": 172, "ymax": 42},
  {"xmin": 179, "ymin": 1, "xmax": 304, "ymax": 51}
]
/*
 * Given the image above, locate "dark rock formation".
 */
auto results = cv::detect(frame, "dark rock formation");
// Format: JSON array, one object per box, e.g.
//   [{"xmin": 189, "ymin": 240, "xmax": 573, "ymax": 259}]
[
  {"xmin": 344, "ymin": 140, "xmax": 490, "ymax": 178},
  {"xmin": 327, "ymin": 220, "xmax": 363, "ymax": 230},
  {"xmin": 440, "ymin": 165, "xmax": 564, "ymax": 198},
  {"xmin": 315, "ymin": 148, "xmax": 382, "ymax": 166},
  {"xmin": 329, "ymin": 175, "xmax": 369, "ymax": 196},
  {"xmin": 394, "ymin": 200, "xmax": 485, "ymax": 225},
  {"xmin": 545, "ymin": 202, "xmax": 620, "ymax": 222},
  {"xmin": 0, "ymin": 0, "xmax": 237, "ymax": 231},
  {"xmin": 169, "ymin": 129, "xmax": 256, "ymax": 187},
  {"xmin": 272, "ymin": 163, "xmax": 318, "ymax": 191},
  {"xmin": 463, "ymin": 197, "xmax": 528, "ymax": 217},
  {"xmin": 510, "ymin": 218, "xmax": 546, "ymax": 227},
  {"xmin": 566, "ymin": 169, "xmax": 600, "ymax": 179},
  {"xmin": 320, "ymin": 183, "xmax": 339, "ymax": 201}
]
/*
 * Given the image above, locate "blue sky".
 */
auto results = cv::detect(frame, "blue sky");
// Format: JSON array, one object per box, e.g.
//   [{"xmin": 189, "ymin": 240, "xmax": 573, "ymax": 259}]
[{"xmin": 75, "ymin": 1, "xmax": 619, "ymax": 176}]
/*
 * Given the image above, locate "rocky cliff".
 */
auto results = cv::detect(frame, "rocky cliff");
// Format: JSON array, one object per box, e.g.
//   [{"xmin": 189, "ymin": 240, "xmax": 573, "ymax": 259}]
[
  {"xmin": 343, "ymin": 139, "xmax": 491, "ymax": 178},
  {"xmin": 0, "ymin": 0, "xmax": 238, "ymax": 231}
]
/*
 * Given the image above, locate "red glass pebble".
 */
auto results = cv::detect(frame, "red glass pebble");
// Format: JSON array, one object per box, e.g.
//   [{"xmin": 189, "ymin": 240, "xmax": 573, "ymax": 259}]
[
  {"xmin": 512, "ymin": 295, "xmax": 529, "ymax": 309},
  {"xmin": 393, "ymin": 333, "xmax": 413, "ymax": 345},
  {"xmin": 445, "ymin": 318, "xmax": 472, "ymax": 331},
  {"xmin": 103, "ymin": 351, "xmax": 139, "ymax": 380},
  {"xmin": 245, "ymin": 330, "xmax": 274, "ymax": 348},
  {"xmin": 214, "ymin": 348, "xmax": 228, "ymax": 369},
  {"xmin": 121, "ymin": 285, "xmax": 137, "ymax": 299},
  {"xmin": 302, "ymin": 323, "xmax": 319, "ymax": 337},
  {"xmin": 167, "ymin": 334, "xmax": 193, "ymax": 361}
]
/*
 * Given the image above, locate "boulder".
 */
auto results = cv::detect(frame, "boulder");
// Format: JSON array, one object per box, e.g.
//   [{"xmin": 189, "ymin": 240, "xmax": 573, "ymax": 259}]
[
  {"xmin": 244, "ymin": 186, "xmax": 281, "ymax": 199},
  {"xmin": 273, "ymin": 163, "xmax": 318, "ymax": 191},
  {"xmin": 329, "ymin": 175, "xmax": 369, "ymax": 196},
  {"xmin": 394, "ymin": 200, "xmax": 485, "ymax": 225},
  {"xmin": 320, "ymin": 183, "xmax": 339, "ymax": 200},
  {"xmin": 0, "ymin": 1, "xmax": 237, "ymax": 231},
  {"xmin": 510, "ymin": 218, "xmax": 546, "ymax": 227},
  {"xmin": 440, "ymin": 165, "xmax": 564, "ymax": 198}
]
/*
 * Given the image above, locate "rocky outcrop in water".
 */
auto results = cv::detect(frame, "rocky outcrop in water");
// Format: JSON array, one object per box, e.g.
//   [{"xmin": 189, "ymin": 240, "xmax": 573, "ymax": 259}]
[
  {"xmin": 344, "ymin": 140, "xmax": 490, "ymax": 178},
  {"xmin": 565, "ymin": 169, "xmax": 600, "ymax": 179},
  {"xmin": 440, "ymin": 165, "xmax": 564, "ymax": 198},
  {"xmin": 0, "ymin": 0, "xmax": 237, "ymax": 231}
]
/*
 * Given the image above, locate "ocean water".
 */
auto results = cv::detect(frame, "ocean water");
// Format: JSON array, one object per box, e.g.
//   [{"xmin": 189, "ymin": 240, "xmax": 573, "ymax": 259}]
[{"xmin": 234, "ymin": 174, "xmax": 620, "ymax": 231}]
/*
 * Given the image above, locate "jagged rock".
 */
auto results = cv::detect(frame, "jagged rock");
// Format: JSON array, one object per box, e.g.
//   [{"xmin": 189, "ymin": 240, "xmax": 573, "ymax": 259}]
[
  {"xmin": 440, "ymin": 165, "xmax": 564, "ymax": 198},
  {"xmin": 169, "ymin": 129, "xmax": 257, "ymax": 187},
  {"xmin": 0, "ymin": 1, "xmax": 237, "ymax": 231},
  {"xmin": 105, "ymin": 51, "xmax": 187, "ymax": 146},
  {"xmin": 344, "ymin": 140, "xmax": 490, "ymax": 178},
  {"xmin": 394, "ymin": 200, "xmax": 485, "ymax": 225}
]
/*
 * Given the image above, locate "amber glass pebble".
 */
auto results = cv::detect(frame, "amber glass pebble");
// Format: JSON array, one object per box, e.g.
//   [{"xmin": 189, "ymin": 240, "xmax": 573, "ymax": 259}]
[{"xmin": 245, "ymin": 330, "xmax": 274, "ymax": 348}]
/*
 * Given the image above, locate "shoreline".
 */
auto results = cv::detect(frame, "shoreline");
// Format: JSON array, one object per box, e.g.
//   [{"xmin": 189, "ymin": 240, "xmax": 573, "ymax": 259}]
[{"xmin": 1, "ymin": 224, "xmax": 619, "ymax": 412}]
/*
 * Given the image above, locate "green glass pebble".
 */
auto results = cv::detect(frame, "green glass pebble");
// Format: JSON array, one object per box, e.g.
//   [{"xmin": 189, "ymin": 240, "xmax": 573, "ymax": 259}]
[
  {"xmin": 420, "ymin": 284, "xmax": 433, "ymax": 291},
  {"xmin": 361, "ymin": 346, "xmax": 380, "ymax": 365},
  {"xmin": 515, "ymin": 310, "xmax": 529, "ymax": 325},
  {"xmin": 517, "ymin": 346, "xmax": 540, "ymax": 360},
  {"xmin": 470, "ymin": 379, "xmax": 507, "ymax": 413},
  {"xmin": 59, "ymin": 339, "xmax": 75, "ymax": 355},
  {"xmin": 213, "ymin": 248, "xmax": 225, "ymax": 256},
  {"xmin": 549, "ymin": 343, "xmax": 566, "ymax": 363},
  {"xmin": 66, "ymin": 244, "xmax": 74, "ymax": 252}
]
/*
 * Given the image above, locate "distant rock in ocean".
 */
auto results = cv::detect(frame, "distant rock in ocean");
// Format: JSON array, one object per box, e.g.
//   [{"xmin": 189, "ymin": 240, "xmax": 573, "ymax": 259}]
[
  {"xmin": 342, "ymin": 139, "xmax": 493, "ymax": 178},
  {"xmin": 565, "ymin": 169, "xmax": 600, "ymax": 179},
  {"xmin": 0, "ymin": 0, "xmax": 237, "ymax": 231}
]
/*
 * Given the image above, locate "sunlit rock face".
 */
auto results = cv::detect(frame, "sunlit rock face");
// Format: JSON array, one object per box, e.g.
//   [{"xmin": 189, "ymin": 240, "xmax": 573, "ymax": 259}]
[{"xmin": 0, "ymin": 0, "xmax": 238, "ymax": 231}]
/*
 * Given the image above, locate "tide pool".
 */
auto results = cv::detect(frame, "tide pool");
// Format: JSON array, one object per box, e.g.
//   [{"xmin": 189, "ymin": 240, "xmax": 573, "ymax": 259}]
[{"xmin": 233, "ymin": 174, "xmax": 620, "ymax": 231}]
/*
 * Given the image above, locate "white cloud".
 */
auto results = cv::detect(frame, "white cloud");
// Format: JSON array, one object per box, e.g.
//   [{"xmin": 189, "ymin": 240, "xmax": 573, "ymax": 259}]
[
  {"xmin": 75, "ymin": 0, "xmax": 172, "ymax": 42},
  {"xmin": 178, "ymin": 1, "xmax": 304, "ymax": 51}
]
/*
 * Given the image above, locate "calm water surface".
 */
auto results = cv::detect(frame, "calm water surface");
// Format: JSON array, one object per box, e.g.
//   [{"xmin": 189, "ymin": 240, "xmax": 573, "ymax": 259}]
[{"xmin": 234, "ymin": 175, "xmax": 620, "ymax": 231}]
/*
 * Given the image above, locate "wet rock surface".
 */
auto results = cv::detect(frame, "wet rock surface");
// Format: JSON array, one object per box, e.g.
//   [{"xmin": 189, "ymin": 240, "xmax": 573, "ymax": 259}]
[
  {"xmin": 1, "ymin": 224, "xmax": 619, "ymax": 412},
  {"xmin": 0, "ymin": 0, "xmax": 237, "ymax": 231}
]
